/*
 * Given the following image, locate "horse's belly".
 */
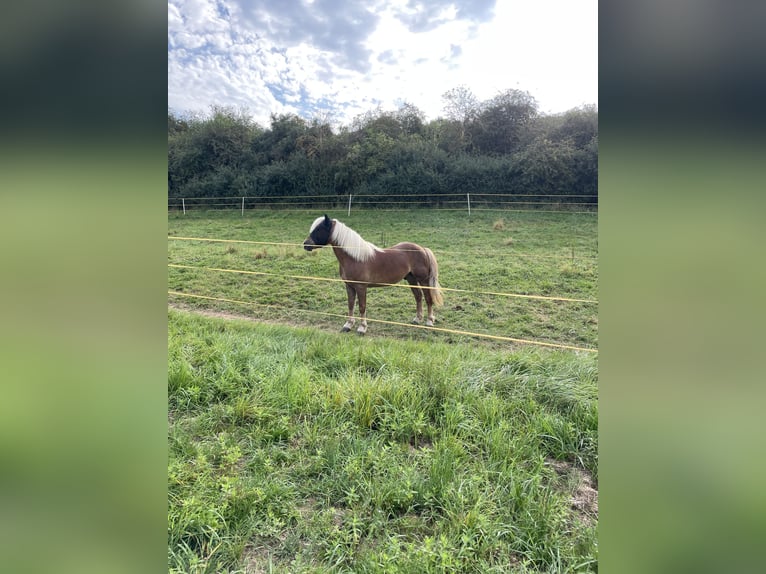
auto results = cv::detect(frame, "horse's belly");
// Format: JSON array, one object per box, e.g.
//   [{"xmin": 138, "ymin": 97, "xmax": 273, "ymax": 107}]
[{"xmin": 369, "ymin": 265, "xmax": 413, "ymax": 286}]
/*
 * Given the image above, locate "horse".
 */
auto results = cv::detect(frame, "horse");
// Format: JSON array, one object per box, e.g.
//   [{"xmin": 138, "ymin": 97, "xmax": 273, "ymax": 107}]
[{"xmin": 303, "ymin": 214, "xmax": 443, "ymax": 335}]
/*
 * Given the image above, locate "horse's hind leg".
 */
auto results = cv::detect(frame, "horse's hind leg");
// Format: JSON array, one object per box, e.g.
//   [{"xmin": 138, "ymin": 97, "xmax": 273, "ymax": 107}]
[
  {"xmin": 405, "ymin": 273, "xmax": 423, "ymax": 324},
  {"xmin": 425, "ymin": 300, "xmax": 436, "ymax": 326},
  {"xmin": 423, "ymin": 279, "xmax": 436, "ymax": 327},
  {"xmin": 342, "ymin": 283, "xmax": 356, "ymax": 332}
]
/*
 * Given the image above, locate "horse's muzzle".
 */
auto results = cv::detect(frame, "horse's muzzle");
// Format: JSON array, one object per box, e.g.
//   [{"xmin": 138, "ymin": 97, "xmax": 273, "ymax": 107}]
[{"xmin": 303, "ymin": 239, "xmax": 315, "ymax": 251}]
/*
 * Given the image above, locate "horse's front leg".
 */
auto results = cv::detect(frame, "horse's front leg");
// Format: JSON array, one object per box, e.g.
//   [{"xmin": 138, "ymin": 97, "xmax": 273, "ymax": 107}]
[
  {"xmin": 356, "ymin": 286, "xmax": 368, "ymax": 335},
  {"xmin": 342, "ymin": 283, "xmax": 356, "ymax": 332}
]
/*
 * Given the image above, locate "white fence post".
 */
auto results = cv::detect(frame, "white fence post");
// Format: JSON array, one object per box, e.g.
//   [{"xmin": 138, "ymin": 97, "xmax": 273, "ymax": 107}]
[
  {"xmin": 242, "ymin": 196, "xmax": 245, "ymax": 216},
  {"xmin": 182, "ymin": 198, "xmax": 186, "ymax": 215},
  {"xmin": 467, "ymin": 193, "xmax": 471, "ymax": 216},
  {"xmin": 348, "ymin": 194, "xmax": 352, "ymax": 217}
]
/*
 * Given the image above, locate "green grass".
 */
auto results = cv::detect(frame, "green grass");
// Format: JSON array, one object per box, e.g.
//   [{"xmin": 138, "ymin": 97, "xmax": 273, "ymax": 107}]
[
  {"xmin": 168, "ymin": 209, "xmax": 597, "ymax": 350},
  {"xmin": 168, "ymin": 309, "xmax": 598, "ymax": 573}
]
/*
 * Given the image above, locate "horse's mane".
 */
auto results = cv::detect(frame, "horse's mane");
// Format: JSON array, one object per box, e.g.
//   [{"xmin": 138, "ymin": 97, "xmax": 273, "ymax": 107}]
[{"xmin": 331, "ymin": 219, "xmax": 382, "ymax": 262}]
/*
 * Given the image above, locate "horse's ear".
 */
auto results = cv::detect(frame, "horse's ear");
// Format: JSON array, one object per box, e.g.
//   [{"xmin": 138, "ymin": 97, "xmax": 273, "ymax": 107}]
[{"xmin": 323, "ymin": 214, "xmax": 332, "ymax": 227}]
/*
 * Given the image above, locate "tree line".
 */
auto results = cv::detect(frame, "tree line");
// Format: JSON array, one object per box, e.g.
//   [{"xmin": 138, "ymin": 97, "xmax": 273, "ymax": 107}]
[{"xmin": 168, "ymin": 87, "xmax": 597, "ymax": 209}]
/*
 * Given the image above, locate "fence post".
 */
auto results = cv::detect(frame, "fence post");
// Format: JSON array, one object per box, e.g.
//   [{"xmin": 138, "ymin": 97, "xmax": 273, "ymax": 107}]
[
  {"xmin": 182, "ymin": 198, "xmax": 186, "ymax": 215},
  {"xmin": 348, "ymin": 194, "xmax": 352, "ymax": 217},
  {"xmin": 242, "ymin": 196, "xmax": 245, "ymax": 216},
  {"xmin": 467, "ymin": 193, "xmax": 471, "ymax": 216}
]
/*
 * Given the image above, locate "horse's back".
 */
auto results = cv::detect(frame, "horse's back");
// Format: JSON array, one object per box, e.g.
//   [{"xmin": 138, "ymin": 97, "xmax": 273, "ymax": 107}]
[
  {"xmin": 389, "ymin": 241, "xmax": 424, "ymax": 253},
  {"xmin": 387, "ymin": 241, "xmax": 434, "ymax": 276}
]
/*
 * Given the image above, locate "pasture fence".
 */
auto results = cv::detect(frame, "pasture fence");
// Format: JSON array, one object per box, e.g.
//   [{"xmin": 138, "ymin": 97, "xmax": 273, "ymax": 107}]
[{"xmin": 168, "ymin": 192, "xmax": 598, "ymax": 215}]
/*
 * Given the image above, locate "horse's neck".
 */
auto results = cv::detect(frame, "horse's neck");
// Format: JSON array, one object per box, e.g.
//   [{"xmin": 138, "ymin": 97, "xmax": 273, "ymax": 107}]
[
  {"xmin": 331, "ymin": 244, "xmax": 353, "ymax": 267},
  {"xmin": 331, "ymin": 222, "xmax": 379, "ymax": 262}
]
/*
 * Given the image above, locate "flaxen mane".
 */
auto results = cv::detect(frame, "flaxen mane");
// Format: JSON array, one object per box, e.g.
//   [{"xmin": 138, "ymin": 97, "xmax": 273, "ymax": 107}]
[{"xmin": 326, "ymin": 218, "xmax": 382, "ymax": 262}]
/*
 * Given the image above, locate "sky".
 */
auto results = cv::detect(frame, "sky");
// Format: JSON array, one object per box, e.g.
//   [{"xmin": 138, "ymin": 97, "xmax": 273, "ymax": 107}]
[{"xmin": 168, "ymin": 0, "xmax": 597, "ymax": 127}]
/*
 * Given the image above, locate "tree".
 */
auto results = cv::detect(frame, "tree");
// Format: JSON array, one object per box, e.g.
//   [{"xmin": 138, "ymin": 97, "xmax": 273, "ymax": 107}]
[
  {"xmin": 254, "ymin": 113, "xmax": 308, "ymax": 162},
  {"xmin": 394, "ymin": 102, "xmax": 426, "ymax": 136},
  {"xmin": 549, "ymin": 104, "xmax": 598, "ymax": 149},
  {"xmin": 167, "ymin": 86, "xmax": 596, "ymax": 205},
  {"xmin": 168, "ymin": 110, "xmax": 189, "ymax": 135},
  {"xmin": 469, "ymin": 89, "xmax": 538, "ymax": 155},
  {"xmin": 441, "ymin": 85, "xmax": 479, "ymax": 150},
  {"xmin": 200, "ymin": 105, "xmax": 258, "ymax": 170},
  {"xmin": 513, "ymin": 137, "xmax": 577, "ymax": 196}
]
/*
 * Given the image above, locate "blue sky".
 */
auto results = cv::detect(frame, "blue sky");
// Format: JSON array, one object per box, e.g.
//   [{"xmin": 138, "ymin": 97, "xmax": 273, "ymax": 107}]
[{"xmin": 168, "ymin": 0, "xmax": 597, "ymax": 127}]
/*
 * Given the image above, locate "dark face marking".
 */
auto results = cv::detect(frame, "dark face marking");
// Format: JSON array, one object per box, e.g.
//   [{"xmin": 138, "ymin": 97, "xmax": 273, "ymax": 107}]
[{"xmin": 303, "ymin": 215, "xmax": 333, "ymax": 251}]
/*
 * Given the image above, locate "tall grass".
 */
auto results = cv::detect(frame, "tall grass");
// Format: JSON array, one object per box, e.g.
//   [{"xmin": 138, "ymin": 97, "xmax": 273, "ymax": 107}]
[{"xmin": 168, "ymin": 309, "xmax": 598, "ymax": 572}]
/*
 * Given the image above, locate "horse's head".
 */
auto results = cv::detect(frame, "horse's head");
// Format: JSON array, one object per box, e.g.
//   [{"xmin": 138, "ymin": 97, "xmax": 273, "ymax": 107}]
[{"xmin": 304, "ymin": 214, "xmax": 333, "ymax": 251}]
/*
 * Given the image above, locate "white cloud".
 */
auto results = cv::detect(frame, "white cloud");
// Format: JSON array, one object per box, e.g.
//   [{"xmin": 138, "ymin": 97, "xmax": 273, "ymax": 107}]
[{"xmin": 168, "ymin": 0, "xmax": 597, "ymax": 126}]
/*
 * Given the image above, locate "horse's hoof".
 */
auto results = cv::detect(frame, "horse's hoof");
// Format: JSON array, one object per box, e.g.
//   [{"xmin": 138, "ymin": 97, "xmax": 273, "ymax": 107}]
[
  {"xmin": 411, "ymin": 317, "xmax": 421, "ymax": 325},
  {"xmin": 425, "ymin": 320, "xmax": 434, "ymax": 327},
  {"xmin": 341, "ymin": 326, "xmax": 351, "ymax": 333}
]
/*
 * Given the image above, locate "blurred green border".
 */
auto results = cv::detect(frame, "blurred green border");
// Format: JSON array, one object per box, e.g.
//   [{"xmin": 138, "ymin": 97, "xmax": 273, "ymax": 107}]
[
  {"xmin": 0, "ymin": 146, "xmax": 169, "ymax": 573},
  {"xmin": 599, "ymin": 130, "xmax": 766, "ymax": 572},
  {"xmin": 0, "ymin": 3, "xmax": 169, "ymax": 572}
]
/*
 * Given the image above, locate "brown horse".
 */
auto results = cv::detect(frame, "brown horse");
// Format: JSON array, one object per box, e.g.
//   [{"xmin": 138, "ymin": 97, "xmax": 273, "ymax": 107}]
[{"xmin": 303, "ymin": 215, "xmax": 443, "ymax": 334}]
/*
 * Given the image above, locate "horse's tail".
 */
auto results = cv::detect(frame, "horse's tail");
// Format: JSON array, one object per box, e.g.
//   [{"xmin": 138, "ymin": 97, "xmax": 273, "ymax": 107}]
[{"xmin": 423, "ymin": 247, "xmax": 444, "ymax": 307}]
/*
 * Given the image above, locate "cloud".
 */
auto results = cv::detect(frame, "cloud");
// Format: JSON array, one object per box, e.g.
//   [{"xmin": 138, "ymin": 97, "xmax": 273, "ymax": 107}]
[
  {"xmin": 169, "ymin": 0, "xmax": 387, "ymax": 124},
  {"xmin": 377, "ymin": 49, "xmax": 400, "ymax": 65},
  {"xmin": 233, "ymin": 0, "xmax": 379, "ymax": 73},
  {"xmin": 393, "ymin": 0, "xmax": 496, "ymax": 33},
  {"xmin": 168, "ymin": 0, "xmax": 597, "ymax": 126}
]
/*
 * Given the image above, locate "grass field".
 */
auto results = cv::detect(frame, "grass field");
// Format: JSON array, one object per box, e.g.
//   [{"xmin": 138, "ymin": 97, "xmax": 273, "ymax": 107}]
[
  {"xmin": 168, "ymin": 208, "xmax": 598, "ymax": 572},
  {"xmin": 168, "ymin": 209, "xmax": 598, "ymax": 351},
  {"xmin": 168, "ymin": 310, "xmax": 598, "ymax": 573}
]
